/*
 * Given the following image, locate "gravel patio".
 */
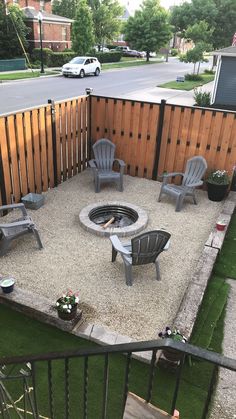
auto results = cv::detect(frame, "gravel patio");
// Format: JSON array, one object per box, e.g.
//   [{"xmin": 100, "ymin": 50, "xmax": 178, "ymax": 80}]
[{"xmin": 0, "ymin": 170, "xmax": 223, "ymax": 341}]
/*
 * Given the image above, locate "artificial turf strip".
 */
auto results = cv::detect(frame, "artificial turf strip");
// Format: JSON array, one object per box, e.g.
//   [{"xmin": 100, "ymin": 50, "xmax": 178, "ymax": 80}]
[{"xmin": 214, "ymin": 213, "xmax": 236, "ymax": 279}]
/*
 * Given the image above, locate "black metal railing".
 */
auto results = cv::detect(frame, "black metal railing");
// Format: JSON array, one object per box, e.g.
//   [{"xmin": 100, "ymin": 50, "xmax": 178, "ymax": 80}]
[{"xmin": 0, "ymin": 339, "xmax": 235, "ymax": 419}]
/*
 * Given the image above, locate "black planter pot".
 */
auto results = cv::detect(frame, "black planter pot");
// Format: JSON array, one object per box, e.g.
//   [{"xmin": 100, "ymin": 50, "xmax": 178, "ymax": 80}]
[
  {"xmin": 0, "ymin": 277, "xmax": 15, "ymax": 294},
  {"xmin": 162, "ymin": 348, "xmax": 184, "ymax": 363},
  {"xmin": 207, "ymin": 182, "xmax": 229, "ymax": 202},
  {"xmin": 57, "ymin": 302, "xmax": 78, "ymax": 321}
]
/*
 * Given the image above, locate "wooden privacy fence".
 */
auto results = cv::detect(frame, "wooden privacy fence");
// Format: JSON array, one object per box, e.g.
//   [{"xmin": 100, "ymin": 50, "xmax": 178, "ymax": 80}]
[
  {"xmin": 91, "ymin": 96, "xmax": 236, "ymax": 180},
  {"xmin": 1, "ymin": 94, "xmax": 236, "ymax": 206},
  {"xmin": 0, "ymin": 96, "xmax": 89, "ymax": 205}
]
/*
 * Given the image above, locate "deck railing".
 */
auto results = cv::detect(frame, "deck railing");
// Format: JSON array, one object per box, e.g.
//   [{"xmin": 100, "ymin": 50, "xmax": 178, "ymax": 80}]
[{"xmin": 0, "ymin": 339, "xmax": 236, "ymax": 419}]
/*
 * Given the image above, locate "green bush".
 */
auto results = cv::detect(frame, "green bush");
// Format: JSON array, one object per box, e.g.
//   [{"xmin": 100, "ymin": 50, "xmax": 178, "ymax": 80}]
[
  {"xmin": 31, "ymin": 48, "xmax": 53, "ymax": 65},
  {"xmin": 47, "ymin": 52, "xmax": 76, "ymax": 67},
  {"xmin": 185, "ymin": 73, "xmax": 203, "ymax": 81},
  {"xmin": 170, "ymin": 48, "xmax": 178, "ymax": 56},
  {"xmin": 204, "ymin": 69, "xmax": 215, "ymax": 75},
  {"xmin": 94, "ymin": 51, "xmax": 122, "ymax": 63},
  {"xmin": 194, "ymin": 88, "xmax": 211, "ymax": 107}
]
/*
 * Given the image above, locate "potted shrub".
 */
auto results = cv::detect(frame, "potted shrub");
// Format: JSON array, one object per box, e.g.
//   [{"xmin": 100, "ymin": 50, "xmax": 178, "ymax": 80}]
[
  {"xmin": 158, "ymin": 326, "xmax": 187, "ymax": 362},
  {"xmin": 56, "ymin": 290, "xmax": 79, "ymax": 321},
  {"xmin": 206, "ymin": 170, "xmax": 230, "ymax": 202}
]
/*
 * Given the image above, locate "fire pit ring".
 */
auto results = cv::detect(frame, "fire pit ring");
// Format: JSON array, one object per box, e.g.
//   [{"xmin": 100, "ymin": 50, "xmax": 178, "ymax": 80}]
[{"xmin": 79, "ymin": 202, "xmax": 148, "ymax": 237}]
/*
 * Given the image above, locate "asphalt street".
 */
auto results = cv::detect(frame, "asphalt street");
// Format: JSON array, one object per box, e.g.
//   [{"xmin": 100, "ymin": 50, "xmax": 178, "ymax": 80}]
[{"xmin": 0, "ymin": 58, "xmax": 211, "ymax": 114}]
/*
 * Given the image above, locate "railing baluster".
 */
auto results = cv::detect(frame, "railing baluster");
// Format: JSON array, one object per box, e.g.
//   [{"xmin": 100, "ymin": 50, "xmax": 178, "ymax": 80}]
[
  {"xmin": 121, "ymin": 352, "xmax": 131, "ymax": 418},
  {"xmin": 65, "ymin": 358, "xmax": 69, "ymax": 419},
  {"xmin": 48, "ymin": 360, "xmax": 54, "ymax": 419},
  {"xmin": 146, "ymin": 349, "xmax": 157, "ymax": 403},
  {"xmin": 23, "ymin": 378, "xmax": 27, "ymax": 419},
  {"xmin": 201, "ymin": 364, "xmax": 218, "ymax": 419},
  {"xmin": 0, "ymin": 385, "xmax": 7, "ymax": 419},
  {"xmin": 83, "ymin": 356, "xmax": 89, "ymax": 419},
  {"xmin": 170, "ymin": 354, "xmax": 185, "ymax": 415},
  {"xmin": 31, "ymin": 361, "xmax": 39, "ymax": 419},
  {"xmin": 102, "ymin": 354, "xmax": 109, "ymax": 419}
]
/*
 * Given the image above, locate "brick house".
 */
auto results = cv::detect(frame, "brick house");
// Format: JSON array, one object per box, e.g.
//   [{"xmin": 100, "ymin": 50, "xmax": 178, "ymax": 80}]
[{"xmin": 8, "ymin": 0, "xmax": 73, "ymax": 51}]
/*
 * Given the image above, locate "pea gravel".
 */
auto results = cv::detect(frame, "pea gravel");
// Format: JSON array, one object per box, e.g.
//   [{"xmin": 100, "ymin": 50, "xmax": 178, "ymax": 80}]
[{"xmin": 0, "ymin": 170, "xmax": 223, "ymax": 341}]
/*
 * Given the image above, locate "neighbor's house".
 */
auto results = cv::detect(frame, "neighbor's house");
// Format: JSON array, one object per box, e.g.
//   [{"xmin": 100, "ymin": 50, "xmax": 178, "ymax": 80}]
[
  {"xmin": 7, "ymin": 0, "xmax": 73, "ymax": 51},
  {"xmin": 211, "ymin": 46, "xmax": 236, "ymax": 110}
]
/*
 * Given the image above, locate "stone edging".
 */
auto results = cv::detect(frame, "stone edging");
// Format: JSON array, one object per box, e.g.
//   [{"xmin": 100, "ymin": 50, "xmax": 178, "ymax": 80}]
[{"xmin": 174, "ymin": 192, "xmax": 236, "ymax": 340}]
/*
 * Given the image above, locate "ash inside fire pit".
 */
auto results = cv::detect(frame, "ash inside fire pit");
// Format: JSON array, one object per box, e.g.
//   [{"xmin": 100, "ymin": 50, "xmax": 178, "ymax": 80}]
[
  {"xmin": 89, "ymin": 205, "xmax": 138, "ymax": 228},
  {"xmin": 79, "ymin": 202, "xmax": 148, "ymax": 237}
]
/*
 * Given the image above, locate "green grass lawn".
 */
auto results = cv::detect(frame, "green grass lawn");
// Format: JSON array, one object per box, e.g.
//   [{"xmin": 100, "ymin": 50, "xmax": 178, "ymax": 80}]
[
  {"xmin": 0, "ymin": 70, "xmax": 59, "ymax": 81},
  {"xmin": 102, "ymin": 58, "xmax": 162, "ymax": 70},
  {"xmin": 158, "ymin": 73, "xmax": 214, "ymax": 91},
  {"xmin": 0, "ymin": 213, "xmax": 235, "ymax": 418}
]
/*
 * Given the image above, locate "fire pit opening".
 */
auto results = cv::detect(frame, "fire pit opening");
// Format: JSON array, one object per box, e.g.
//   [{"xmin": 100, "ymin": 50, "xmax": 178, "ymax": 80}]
[
  {"xmin": 89, "ymin": 205, "xmax": 138, "ymax": 229},
  {"xmin": 79, "ymin": 202, "xmax": 148, "ymax": 237}
]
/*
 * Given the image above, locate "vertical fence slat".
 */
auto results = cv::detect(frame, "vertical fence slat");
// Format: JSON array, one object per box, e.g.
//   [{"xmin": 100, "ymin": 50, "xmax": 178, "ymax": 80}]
[
  {"xmin": 67, "ymin": 101, "xmax": 72, "ymax": 178},
  {"xmin": 16, "ymin": 113, "xmax": 28, "ymax": 196},
  {"xmin": 39, "ymin": 107, "xmax": 48, "ymax": 192},
  {"xmin": 61, "ymin": 103, "xmax": 67, "ymax": 181},
  {"xmin": 77, "ymin": 99, "xmax": 82, "ymax": 173},
  {"xmin": 7, "ymin": 115, "xmax": 21, "ymax": 201},
  {"xmin": 0, "ymin": 118, "xmax": 12, "ymax": 204},
  {"xmin": 137, "ymin": 103, "xmax": 150, "ymax": 177},
  {"xmin": 31, "ymin": 109, "xmax": 42, "ymax": 193},
  {"xmin": 72, "ymin": 99, "xmax": 77, "ymax": 175},
  {"xmin": 145, "ymin": 104, "xmax": 159, "ymax": 179},
  {"xmin": 158, "ymin": 104, "xmax": 172, "ymax": 176},
  {"xmin": 24, "ymin": 111, "xmax": 35, "ymax": 193},
  {"xmin": 55, "ymin": 103, "xmax": 62, "ymax": 184},
  {"xmin": 46, "ymin": 105, "xmax": 54, "ymax": 189}
]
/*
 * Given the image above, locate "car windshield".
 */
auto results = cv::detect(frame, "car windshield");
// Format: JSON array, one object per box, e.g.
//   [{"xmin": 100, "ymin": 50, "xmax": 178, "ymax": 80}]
[{"xmin": 69, "ymin": 58, "xmax": 85, "ymax": 64}]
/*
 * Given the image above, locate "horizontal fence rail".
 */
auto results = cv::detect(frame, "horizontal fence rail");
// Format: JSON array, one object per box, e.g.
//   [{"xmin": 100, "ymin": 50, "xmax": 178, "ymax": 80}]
[{"xmin": 0, "ymin": 339, "xmax": 235, "ymax": 419}]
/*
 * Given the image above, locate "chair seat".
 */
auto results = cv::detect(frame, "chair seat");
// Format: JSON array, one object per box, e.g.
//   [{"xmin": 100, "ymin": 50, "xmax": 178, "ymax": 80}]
[
  {"xmin": 97, "ymin": 170, "xmax": 120, "ymax": 179},
  {"xmin": 163, "ymin": 184, "xmax": 192, "ymax": 196}
]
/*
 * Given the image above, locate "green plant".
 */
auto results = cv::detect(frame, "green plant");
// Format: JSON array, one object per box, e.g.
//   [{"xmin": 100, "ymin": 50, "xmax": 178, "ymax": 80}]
[
  {"xmin": 56, "ymin": 290, "xmax": 79, "ymax": 313},
  {"xmin": 170, "ymin": 48, "xmax": 178, "ymax": 56},
  {"xmin": 193, "ymin": 88, "xmax": 211, "ymax": 107},
  {"xmin": 185, "ymin": 73, "xmax": 203, "ymax": 81},
  {"xmin": 207, "ymin": 170, "xmax": 230, "ymax": 185},
  {"xmin": 158, "ymin": 326, "xmax": 187, "ymax": 342},
  {"xmin": 204, "ymin": 69, "xmax": 215, "ymax": 75}
]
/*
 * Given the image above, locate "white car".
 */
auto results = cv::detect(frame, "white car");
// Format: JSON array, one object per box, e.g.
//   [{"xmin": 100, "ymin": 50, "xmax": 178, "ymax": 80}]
[{"xmin": 62, "ymin": 56, "xmax": 101, "ymax": 78}]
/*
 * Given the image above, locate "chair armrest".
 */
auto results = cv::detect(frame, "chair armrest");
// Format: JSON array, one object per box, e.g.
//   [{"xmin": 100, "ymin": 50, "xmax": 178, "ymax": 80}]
[
  {"xmin": 0, "ymin": 219, "xmax": 32, "ymax": 229},
  {"xmin": 114, "ymin": 159, "xmax": 126, "ymax": 168},
  {"xmin": 110, "ymin": 235, "xmax": 131, "ymax": 256},
  {"xmin": 88, "ymin": 159, "xmax": 97, "ymax": 169},
  {"xmin": 161, "ymin": 172, "xmax": 184, "ymax": 185},
  {"xmin": 187, "ymin": 180, "xmax": 203, "ymax": 188},
  {"xmin": 164, "ymin": 239, "xmax": 170, "ymax": 251},
  {"xmin": 0, "ymin": 203, "xmax": 28, "ymax": 217}
]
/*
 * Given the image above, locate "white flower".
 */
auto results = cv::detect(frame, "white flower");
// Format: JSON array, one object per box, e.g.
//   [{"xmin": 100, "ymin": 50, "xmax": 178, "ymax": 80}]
[
  {"xmin": 67, "ymin": 309, "xmax": 71, "ymax": 313},
  {"xmin": 68, "ymin": 304, "xmax": 72, "ymax": 309},
  {"xmin": 56, "ymin": 302, "xmax": 60, "ymax": 306},
  {"xmin": 75, "ymin": 297, "xmax": 79, "ymax": 303},
  {"xmin": 63, "ymin": 304, "xmax": 67, "ymax": 309},
  {"xmin": 167, "ymin": 330, "xmax": 171, "ymax": 336}
]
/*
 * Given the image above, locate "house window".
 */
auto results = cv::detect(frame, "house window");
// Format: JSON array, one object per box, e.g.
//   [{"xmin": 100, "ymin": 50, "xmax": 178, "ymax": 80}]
[{"xmin": 62, "ymin": 27, "xmax": 67, "ymax": 41}]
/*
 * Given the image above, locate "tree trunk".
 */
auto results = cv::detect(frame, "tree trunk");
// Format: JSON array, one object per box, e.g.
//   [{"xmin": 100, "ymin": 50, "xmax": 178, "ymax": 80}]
[
  {"xmin": 197, "ymin": 61, "xmax": 201, "ymax": 74},
  {"xmin": 146, "ymin": 51, "xmax": 150, "ymax": 62}
]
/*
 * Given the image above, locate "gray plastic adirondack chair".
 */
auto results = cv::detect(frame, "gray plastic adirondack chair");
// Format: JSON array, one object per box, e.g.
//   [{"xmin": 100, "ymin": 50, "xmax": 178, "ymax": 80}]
[
  {"xmin": 89, "ymin": 138, "xmax": 126, "ymax": 193},
  {"xmin": 0, "ymin": 203, "xmax": 43, "ymax": 256},
  {"xmin": 158, "ymin": 156, "xmax": 207, "ymax": 212},
  {"xmin": 110, "ymin": 230, "xmax": 171, "ymax": 286}
]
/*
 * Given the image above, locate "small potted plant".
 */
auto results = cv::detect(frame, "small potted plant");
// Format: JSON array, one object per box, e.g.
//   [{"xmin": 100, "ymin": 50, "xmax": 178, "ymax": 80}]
[
  {"xmin": 56, "ymin": 290, "xmax": 79, "ymax": 321},
  {"xmin": 158, "ymin": 326, "xmax": 187, "ymax": 362},
  {"xmin": 206, "ymin": 170, "xmax": 230, "ymax": 201}
]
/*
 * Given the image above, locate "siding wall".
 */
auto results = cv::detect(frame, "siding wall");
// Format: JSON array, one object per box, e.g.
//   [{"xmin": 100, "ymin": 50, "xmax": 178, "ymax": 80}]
[{"xmin": 214, "ymin": 56, "xmax": 236, "ymax": 106}]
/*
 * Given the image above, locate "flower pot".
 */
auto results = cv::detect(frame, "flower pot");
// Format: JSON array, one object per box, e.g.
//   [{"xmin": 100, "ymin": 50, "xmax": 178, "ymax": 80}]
[
  {"xmin": 216, "ymin": 221, "xmax": 227, "ymax": 231},
  {"xmin": 56, "ymin": 301, "xmax": 78, "ymax": 321},
  {"xmin": 162, "ymin": 348, "xmax": 184, "ymax": 363},
  {"xmin": 0, "ymin": 277, "xmax": 15, "ymax": 294},
  {"xmin": 207, "ymin": 182, "xmax": 229, "ymax": 202}
]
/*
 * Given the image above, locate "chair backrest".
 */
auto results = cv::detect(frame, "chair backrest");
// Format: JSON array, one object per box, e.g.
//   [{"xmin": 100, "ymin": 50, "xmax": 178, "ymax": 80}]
[
  {"xmin": 131, "ymin": 230, "xmax": 171, "ymax": 266},
  {"xmin": 93, "ymin": 138, "xmax": 115, "ymax": 171},
  {"xmin": 182, "ymin": 156, "xmax": 207, "ymax": 187}
]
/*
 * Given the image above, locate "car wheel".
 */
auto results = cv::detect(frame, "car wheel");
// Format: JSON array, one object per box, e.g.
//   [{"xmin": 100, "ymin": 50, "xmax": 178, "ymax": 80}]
[
  {"xmin": 94, "ymin": 67, "xmax": 100, "ymax": 76},
  {"xmin": 80, "ymin": 69, "xmax": 85, "ymax": 78},
  {"xmin": 63, "ymin": 75, "xmax": 69, "ymax": 77}
]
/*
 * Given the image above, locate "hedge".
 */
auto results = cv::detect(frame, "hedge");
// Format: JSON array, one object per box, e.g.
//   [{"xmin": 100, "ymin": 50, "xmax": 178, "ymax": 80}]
[{"xmin": 31, "ymin": 49, "xmax": 122, "ymax": 67}]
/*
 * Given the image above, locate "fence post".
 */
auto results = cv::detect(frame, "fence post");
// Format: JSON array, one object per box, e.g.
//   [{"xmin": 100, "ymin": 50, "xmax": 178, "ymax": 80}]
[
  {"xmin": 0, "ymin": 150, "xmax": 7, "ymax": 207},
  {"xmin": 152, "ymin": 99, "xmax": 166, "ymax": 180},
  {"xmin": 85, "ymin": 87, "xmax": 93, "ymax": 161},
  {"xmin": 48, "ymin": 99, "xmax": 58, "ymax": 187}
]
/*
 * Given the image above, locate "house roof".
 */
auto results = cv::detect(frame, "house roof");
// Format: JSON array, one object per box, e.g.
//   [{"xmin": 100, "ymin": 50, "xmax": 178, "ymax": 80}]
[
  {"xmin": 22, "ymin": 7, "xmax": 73, "ymax": 24},
  {"xmin": 213, "ymin": 46, "xmax": 236, "ymax": 57}
]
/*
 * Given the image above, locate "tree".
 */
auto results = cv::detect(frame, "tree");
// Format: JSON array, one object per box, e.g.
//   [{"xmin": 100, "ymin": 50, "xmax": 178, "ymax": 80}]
[
  {"xmin": 0, "ymin": 3, "xmax": 29, "ymax": 59},
  {"xmin": 180, "ymin": 42, "xmax": 208, "ymax": 73},
  {"xmin": 185, "ymin": 20, "xmax": 214, "ymax": 45},
  {"xmin": 89, "ymin": 0, "xmax": 123, "ymax": 49},
  {"xmin": 124, "ymin": 0, "xmax": 172, "ymax": 61},
  {"xmin": 170, "ymin": 0, "xmax": 236, "ymax": 49},
  {"xmin": 72, "ymin": 0, "xmax": 95, "ymax": 55},
  {"xmin": 52, "ymin": 0, "xmax": 77, "ymax": 19}
]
